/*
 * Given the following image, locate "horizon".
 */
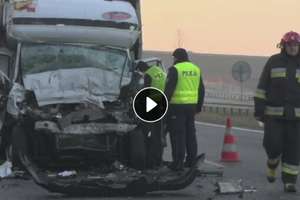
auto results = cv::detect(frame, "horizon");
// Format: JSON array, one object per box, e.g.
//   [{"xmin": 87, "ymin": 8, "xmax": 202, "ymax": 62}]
[
  {"xmin": 144, "ymin": 49, "xmax": 268, "ymax": 58},
  {"xmin": 142, "ymin": 0, "xmax": 300, "ymax": 57}
]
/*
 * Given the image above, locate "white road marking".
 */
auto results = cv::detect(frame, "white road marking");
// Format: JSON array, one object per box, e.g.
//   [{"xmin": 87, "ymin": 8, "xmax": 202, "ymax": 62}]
[
  {"xmin": 204, "ymin": 159, "xmax": 225, "ymax": 169},
  {"xmin": 195, "ymin": 121, "xmax": 264, "ymax": 134}
]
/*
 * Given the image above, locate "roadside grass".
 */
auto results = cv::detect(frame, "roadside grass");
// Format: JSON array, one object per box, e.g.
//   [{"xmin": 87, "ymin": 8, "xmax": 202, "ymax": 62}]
[{"xmin": 196, "ymin": 111, "xmax": 262, "ymax": 130}]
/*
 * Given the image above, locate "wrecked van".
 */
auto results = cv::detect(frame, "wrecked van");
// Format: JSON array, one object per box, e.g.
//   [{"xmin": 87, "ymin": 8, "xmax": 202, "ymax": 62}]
[{"xmin": 0, "ymin": 0, "xmax": 203, "ymax": 196}]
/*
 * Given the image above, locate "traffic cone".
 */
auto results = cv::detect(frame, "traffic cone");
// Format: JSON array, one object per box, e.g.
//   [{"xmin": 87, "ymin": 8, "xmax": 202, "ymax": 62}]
[{"xmin": 221, "ymin": 117, "xmax": 240, "ymax": 162}]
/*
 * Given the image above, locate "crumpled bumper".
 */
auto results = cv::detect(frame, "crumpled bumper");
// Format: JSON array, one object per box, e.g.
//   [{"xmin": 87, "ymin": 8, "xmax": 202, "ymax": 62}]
[{"xmin": 19, "ymin": 152, "xmax": 205, "ymax": 196}]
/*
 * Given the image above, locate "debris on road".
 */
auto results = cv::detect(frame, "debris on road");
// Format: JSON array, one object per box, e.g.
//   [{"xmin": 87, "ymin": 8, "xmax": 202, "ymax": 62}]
[
  {"xmin": 216, "ymin": 180, "xmax": 257, "ymax": 199},
  {"xmin": 217, "ymin": 180, "xmax": 243, "ymax": 194},
  {"xmin": 0, "ymin": 161, "xmax": 12, "ymax": 178},
  {"xmin": 197, "ymin": 159, "xmax": 224, "ymax": 177},
  {"xmin": 57, "ymin": 170, "xmax": 77, "ymax": 178},
  {"xmin": 243, "ymin": 187, "xmax": 257, "ymax": 193}
]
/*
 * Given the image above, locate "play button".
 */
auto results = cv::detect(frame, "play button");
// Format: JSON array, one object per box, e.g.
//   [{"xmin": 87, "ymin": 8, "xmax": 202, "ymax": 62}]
[
  {"xmin": 146, "ymin": 97, "xmax": 157, "ymax": 112},
  {"xmin": 133, "ymin": 87, "xmax": 168, "ymax": 123}
]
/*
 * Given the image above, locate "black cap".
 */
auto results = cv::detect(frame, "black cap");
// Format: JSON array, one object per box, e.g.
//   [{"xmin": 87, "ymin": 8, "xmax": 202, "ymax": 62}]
[
  {"xmin": 172, "ymin": 48, "xmax": 189, "ymax": 61},
  {"xmin": 136, "ymin": 61, "xmax": 149, "ymax": 72}
]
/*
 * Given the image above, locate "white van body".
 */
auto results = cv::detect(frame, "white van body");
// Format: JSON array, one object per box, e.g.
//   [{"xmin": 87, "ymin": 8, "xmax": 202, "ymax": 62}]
[
  {"xmin": 0, "ymin": 0, "xmax": 142, "ymax": 107},
  {"xmin": 4, "ymin": 0, "xmax": 140, "ymax": 48}
]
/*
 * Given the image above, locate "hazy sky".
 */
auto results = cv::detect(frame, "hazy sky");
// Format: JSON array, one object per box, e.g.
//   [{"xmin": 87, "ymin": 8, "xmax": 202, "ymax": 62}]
[{"xmin": 141, "ymin": 0, "xmax": 300, "ymax": 56}]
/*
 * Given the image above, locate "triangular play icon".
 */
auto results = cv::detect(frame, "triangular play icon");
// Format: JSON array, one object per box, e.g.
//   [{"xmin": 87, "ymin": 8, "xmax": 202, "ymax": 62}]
[{"xmin": 146, "ymin": 97, "xmax": 157, "ymax": 112}]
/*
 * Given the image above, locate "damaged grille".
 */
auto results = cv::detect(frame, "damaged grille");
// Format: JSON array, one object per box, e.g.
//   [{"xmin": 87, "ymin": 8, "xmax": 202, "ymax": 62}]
[{"xmin": 57, "ymin": 133, "xmax": 117, "ymax": 152}]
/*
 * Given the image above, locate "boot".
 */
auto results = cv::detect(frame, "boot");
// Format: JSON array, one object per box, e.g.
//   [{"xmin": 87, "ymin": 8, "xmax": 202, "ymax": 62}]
[
  {"xmin": 267, "ymin": 167, "xmax": 276, "ymax": 183},
  {"xmin": 284, "ymin": 183, "xmax": 297, "ymax": 193},
  {"xmin": 266, "ymin": 159, "xmax": 279, "ymax": 183}
]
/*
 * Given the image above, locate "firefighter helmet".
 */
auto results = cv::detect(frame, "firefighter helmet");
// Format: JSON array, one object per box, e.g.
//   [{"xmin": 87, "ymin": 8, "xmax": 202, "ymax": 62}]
[{"xmin": 279, "ymin": 31, "xmax": 300, "ymax": 47}]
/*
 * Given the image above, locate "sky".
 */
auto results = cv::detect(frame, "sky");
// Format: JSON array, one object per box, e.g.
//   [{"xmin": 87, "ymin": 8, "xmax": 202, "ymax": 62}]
[{"xmin": 141, "ymin": 0, "xmax": 300, "ymax": 56}]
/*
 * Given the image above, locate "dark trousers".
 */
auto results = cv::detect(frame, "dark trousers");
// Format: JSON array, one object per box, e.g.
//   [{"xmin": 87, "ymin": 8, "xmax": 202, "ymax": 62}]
[
  {"xmin": 0, "ymin": 114, "xmax": 15, "ymax": 160},
  {"xmin": 0, "ymin": 127, "xmax": 10, "ymax": 160},
  {"xmin": 142, "ymin": 121, "xmax": 163, "ymax": 169},
  {"xmin": 263, "ymin": 118, "xmax": 300, "ymax": 184},
  {"xmin": 168, "ymin": 106, "xmax": 198, "ymax": 169}
]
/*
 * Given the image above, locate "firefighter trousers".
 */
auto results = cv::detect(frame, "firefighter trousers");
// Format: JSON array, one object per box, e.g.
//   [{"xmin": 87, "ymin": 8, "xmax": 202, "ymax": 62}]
[{"xmin": 263, "ymin": 118, "xmax": 300, "ymax": 184}]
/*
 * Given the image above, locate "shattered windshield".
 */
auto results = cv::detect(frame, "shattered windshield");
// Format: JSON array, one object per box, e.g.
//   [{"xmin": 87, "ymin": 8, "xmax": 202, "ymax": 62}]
[
  {"xmin": 21, "ymin": 43, "xmax": 127, "ymax": 75},
  {"xmin": 19, "ymin": 43, "xmax": 131, "ymax": 106}
]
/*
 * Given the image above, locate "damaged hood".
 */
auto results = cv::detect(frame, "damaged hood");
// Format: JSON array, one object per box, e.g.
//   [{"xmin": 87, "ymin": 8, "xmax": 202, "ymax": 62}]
[{"xmin": 23, "ymin": 67, "xmax": 123, "ymax": 107}]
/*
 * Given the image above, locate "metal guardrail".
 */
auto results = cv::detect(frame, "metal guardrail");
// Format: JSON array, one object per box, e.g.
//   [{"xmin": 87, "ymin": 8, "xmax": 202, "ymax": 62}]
[
  {"xmin": 203, "ymin": 102, "xmax": 254, "ymax": 116},
  {"xmin": 205, "ymin": 92, "xmax": 254, "ymax": 103}
]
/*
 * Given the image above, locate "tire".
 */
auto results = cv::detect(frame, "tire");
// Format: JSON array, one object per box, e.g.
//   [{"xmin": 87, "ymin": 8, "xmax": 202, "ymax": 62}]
[{"xmin": 129, "ymin": 128, "xmax": 146, "ymax": 170}]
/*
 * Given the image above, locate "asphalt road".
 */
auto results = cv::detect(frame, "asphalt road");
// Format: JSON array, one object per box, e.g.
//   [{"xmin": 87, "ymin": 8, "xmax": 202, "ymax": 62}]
[{"xmin": 1, "ymin": 122, "xmax": 300, "ymax": 200}]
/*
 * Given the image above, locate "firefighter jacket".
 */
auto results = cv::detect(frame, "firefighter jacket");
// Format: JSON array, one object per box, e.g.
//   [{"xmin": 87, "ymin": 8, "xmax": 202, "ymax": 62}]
[{"xmin": 254, "ymin": 52, "xmax": 300, "ymax": 120}]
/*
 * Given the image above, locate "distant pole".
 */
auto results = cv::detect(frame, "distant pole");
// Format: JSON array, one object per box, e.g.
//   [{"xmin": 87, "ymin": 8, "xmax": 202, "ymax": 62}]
[
  {"xmin": 240, "ymin": 82, "xmax": 244, "ymax": 102},
  {"xmin": 238, "ymin": 65, "xmax": 243, "ymax": 101},
  {"xmin": 177, "ymin": 29, "xmax": 183, "ymax": 48}
]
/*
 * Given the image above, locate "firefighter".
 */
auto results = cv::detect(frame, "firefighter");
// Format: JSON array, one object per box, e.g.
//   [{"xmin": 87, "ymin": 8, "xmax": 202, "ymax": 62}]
[
  {"xmin": 165, "ymin": 48, "xmax": 205, "ymax": 171},
  {"xmin": 254, "ymin": 31, "xmax": 300, "ymax": 192},
  {"xmin": 136, "ymin": 61, "xmax": 166, "ymax": 169}
]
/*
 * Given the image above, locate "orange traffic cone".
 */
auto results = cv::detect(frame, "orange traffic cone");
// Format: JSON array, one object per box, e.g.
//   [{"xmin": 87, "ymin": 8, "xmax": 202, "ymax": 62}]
[{"xmin": 221, "ymin": 117, "xmax": 240, "ymax": 162}]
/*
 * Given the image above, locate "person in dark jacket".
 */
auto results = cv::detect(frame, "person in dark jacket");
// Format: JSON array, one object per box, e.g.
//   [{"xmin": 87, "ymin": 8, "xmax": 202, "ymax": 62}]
[
  {"xmin": 136, "ymin": 61, "xmax": 166, "ymax": 169},
  {"xmin": 165, "ymin": 48, "xmax": 205, "ymax": 171},
  {"xmin": 254, "ymin": 31, "xmax": 300, "ymax": 193}
]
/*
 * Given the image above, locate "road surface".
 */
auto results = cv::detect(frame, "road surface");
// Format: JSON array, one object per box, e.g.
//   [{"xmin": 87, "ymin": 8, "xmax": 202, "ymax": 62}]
[{"xmin": 0, "ymin": 122, "xmax": 299, "ymax": 200}]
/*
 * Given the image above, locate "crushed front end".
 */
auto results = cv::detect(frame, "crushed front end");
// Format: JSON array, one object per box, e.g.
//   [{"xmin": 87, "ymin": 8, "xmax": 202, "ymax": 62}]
[{"xmin": 6, "ymin": 43, "xmax": 203, "ymax": 196}]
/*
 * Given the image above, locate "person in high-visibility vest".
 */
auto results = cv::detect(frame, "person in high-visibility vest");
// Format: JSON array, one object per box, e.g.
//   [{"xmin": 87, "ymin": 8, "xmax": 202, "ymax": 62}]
[
  {"xmin": 254, "ymin": 31, "xmax": 300, "ymax": 193},
  {"xmin": 136, "ymin": 61, "xmax": 166, "ymax": 91},
  {"xmin": 164, "ymin": 48, "xmax": 205, "ymax": 171},
  {"xmin": 136, "ymin": 61, "xmax": 167, "ymax": 169}
]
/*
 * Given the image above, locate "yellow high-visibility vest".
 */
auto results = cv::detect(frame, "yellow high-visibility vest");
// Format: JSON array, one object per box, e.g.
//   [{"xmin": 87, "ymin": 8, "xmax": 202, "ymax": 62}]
[{"xmin": 170, "ymin": 62, "xmax": 201, "ymax": 104}]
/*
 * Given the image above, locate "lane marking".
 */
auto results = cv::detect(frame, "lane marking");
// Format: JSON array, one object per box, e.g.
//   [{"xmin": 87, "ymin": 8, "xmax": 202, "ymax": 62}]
[
  {"xmin": 204, "ymin": 159, "xmax": 225, "ymax": 169},
  {"xmin": 195, "ymin": 121, "xmax": 264, "ymax": 134}
]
